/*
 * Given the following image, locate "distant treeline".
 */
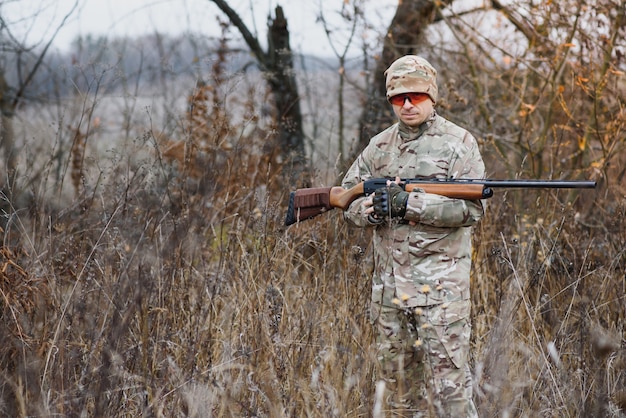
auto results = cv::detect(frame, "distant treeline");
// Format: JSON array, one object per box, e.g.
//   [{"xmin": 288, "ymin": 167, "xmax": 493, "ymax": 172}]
[{"xmin": 4, "ymin": 32, "xmax": 336, "ymax": 105}]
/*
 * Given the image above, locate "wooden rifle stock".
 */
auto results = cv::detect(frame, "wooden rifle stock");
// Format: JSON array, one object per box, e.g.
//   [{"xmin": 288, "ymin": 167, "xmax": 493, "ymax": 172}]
[
  {"xmin": 327, "ymin": 182, "xmax": 485, "ymax": 209},
  {"xmin": 284, "ymin": 178, "xmax": 596, "ymax": 226}
]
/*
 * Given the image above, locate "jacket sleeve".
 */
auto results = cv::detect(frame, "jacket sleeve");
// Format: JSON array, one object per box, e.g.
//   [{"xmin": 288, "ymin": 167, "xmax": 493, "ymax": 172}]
[
  {"xmin": 404, "ymin": 193, "xmax": 484, "ymax": 227},
  {"xmin": 403, "ymin": 134, "xmax": 486, "ymax": 228},
  {"xmin": 341, "ymin": 146, "xmax": 378, "ymax": 228}
]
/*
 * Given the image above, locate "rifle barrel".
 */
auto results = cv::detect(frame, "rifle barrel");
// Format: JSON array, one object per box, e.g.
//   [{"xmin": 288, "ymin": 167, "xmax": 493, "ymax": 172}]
[
  {"xmin": 483, "ymin": 179, "xmax": 597, "ymax": 189},
  {"xmin": 403, "ymin": 178, "xmax": 596, "ymax": 189},
  {"xmin": 403, "ymin": 178, "xmax": 596, "ymax": 199}
]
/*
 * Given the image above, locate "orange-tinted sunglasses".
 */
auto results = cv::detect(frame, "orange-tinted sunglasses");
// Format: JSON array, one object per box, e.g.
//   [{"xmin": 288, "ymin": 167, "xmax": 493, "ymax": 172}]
[{"xmin": 389, "ymin": 93, "xmax": 430, "ymax": 106}]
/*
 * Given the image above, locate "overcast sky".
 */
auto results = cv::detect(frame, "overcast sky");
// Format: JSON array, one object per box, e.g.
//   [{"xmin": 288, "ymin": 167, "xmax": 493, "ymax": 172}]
[{"xmin": 3, "ymin": 0, "xmax": 398, "ymax": 57}]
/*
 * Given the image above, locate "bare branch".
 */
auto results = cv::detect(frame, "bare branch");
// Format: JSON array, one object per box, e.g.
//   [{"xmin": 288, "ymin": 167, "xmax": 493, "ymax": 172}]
[
  {"xmin": 10, "ymin": 0, "xmax": 80, "ymax": 109},
  {"xmin": 209, "ymin": 0, "xmax": 268, "ymax": 68},
  {"xmin": 491, "ymin": 0, "xmax": 541, "ymax": 44}
]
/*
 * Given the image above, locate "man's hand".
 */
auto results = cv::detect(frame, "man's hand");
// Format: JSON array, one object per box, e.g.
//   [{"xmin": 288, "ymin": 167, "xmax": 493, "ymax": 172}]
[
  {"xmin": 373, "ymin": 182, "xmax": 409, "ymax": 218},
  {"xmin": 362, "ymin": 192, "xmax": 384, "ymax": 224}
]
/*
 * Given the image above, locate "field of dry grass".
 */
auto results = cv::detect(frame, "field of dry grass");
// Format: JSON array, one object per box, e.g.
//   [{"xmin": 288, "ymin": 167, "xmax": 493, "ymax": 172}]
[
  {"xmin": 0, "ymin": 52, "xmax": 625, "ymax": 417},
  {"xmin": 1, "ymin": 114, "xmax": 623, "ymax": 417}
]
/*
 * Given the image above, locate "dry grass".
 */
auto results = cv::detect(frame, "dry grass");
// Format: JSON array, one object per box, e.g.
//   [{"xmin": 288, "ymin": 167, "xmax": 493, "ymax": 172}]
[
  {"xmin": 0, "ymin": 155, "xmax": 378, "ymax": 416},
  {"xmin": 472, "ymin": 192, "xmax": 625, "ymax": 417},
  {"xmin": 1, "ymin": 52, "xmax": 625, "ymax": 418},
  {"xmin": 1, "ymin": 122, "xmax": 623, "ymax": 417}
]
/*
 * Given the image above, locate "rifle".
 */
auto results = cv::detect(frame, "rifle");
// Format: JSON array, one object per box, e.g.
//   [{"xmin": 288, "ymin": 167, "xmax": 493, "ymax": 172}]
[{"xmin": 284, "ymin": 178, "xmax": 597, "ymax": 226}]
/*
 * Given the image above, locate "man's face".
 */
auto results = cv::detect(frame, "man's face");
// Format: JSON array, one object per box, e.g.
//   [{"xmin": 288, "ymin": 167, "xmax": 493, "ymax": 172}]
[{"xmin": 390, "ymin": 93, "xmax": 434, "ymax": 127}]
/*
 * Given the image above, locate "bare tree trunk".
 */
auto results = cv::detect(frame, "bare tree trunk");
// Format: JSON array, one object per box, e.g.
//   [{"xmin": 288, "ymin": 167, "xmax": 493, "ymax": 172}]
[
  {"xmin": 0, "ymin": 70, "xmax": 17, "ymax": 178},
  {"xmin": 210, "ymin": 1, "xmax": 307, "ymax": 183},
  {"xmin": 266, "ymin": 6, "xmax": 306, "ymax": 180},
  {"xmin": 356, "ymin": 0, "xmax": 450, "ymax": 154}
]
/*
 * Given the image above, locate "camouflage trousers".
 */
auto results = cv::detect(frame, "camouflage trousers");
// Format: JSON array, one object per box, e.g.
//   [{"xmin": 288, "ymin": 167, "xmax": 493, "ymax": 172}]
[{"xmin": 371, "ymin": 300, "xmax": 478, "ymax": 418}]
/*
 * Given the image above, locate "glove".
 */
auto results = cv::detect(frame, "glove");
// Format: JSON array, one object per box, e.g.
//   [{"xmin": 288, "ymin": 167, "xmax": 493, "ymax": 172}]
[{"xmin": 373, "ymin": 183, "xmax": 409, "ymax": 218}]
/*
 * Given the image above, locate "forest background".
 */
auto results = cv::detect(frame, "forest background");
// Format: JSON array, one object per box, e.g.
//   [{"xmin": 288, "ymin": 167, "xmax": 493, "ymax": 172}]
[{"xmin": 0, "ymin": 0, "xmax": 624, "ymax": 416}]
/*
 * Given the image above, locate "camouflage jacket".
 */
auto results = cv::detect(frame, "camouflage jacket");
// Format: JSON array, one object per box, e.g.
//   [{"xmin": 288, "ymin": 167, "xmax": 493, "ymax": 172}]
[{"xmin": 342, "ymin": 114, "xmax": 485, "ymax": 308}]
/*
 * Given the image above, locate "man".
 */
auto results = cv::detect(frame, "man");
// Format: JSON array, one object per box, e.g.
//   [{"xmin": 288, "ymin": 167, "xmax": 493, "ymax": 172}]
[{"xmin": 341, "ymin": 55, "xmax": 484, "ymax": 417}]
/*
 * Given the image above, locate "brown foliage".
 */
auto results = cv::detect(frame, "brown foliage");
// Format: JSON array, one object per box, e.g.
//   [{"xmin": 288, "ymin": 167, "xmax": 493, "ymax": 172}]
[
  {"xmin": 69, "ymin": 117, "xmax": 101, "ymax": 196},
  {"xmin": 155, "ymin": 31, "xmax": 284, "ymax": 205}
]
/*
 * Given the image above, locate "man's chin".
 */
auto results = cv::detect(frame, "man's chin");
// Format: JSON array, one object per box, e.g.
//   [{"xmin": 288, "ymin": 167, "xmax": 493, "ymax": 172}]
[{"xmin": 401, "ymin": 115, "xmax": 426, "ymax": 127}]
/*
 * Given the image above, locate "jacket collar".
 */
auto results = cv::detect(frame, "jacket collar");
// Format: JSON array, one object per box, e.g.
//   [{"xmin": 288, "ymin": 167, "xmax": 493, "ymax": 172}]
[{"xmin": 398, "ymin": 110, "xmax": 437, "ymax": 141}]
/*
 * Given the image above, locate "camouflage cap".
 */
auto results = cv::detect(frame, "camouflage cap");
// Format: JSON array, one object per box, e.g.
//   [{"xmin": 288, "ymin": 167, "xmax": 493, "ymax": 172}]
[{"xmin": 385, "ymin": 55, "xmax": 438, "ymax": 103}]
